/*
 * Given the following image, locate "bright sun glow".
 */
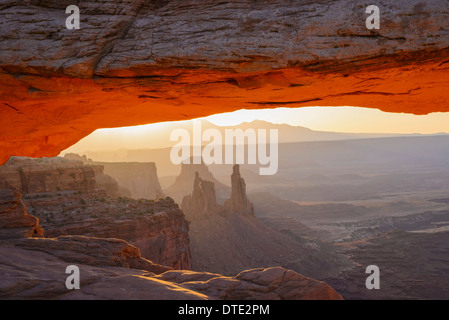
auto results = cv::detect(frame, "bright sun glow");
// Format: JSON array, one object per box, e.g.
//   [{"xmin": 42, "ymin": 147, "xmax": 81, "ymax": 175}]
[
  {"xmin": 204, "ymin": 107, "xmax": 449, "ymax": 134},
  {"xmin": 61, "ymin": 106, "xmax": 449, "ymax": 155}
]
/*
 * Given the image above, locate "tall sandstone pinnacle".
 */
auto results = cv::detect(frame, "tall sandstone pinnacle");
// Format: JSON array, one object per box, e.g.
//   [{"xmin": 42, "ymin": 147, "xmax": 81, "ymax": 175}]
[
  {"xmin": 165, "ymin": 158, "xmax": 230, "ymax": 204},
  {"xmin": 182, "ymin": 164, "xmax": 254, "ymax": 220},
  {"xmin": 223, "ymin": 165, "xmax": 254, "ymax": 217},
  {"xmin": 181, "ymin": 172, "xmax": 221, "ymax": 221}
]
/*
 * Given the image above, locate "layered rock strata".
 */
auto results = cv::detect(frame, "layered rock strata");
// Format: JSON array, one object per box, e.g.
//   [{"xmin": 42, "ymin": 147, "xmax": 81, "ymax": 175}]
[
  {"xmin": 43, "ymin": 201, "xmax": 192, "ymax": 270},
  {"xmin": 0, "ymin": 185, "xmax": 343, "ymax": 300},
  {"xmin": 0, "ymin": 188, "xmax": 43, "ymax": 239},
  {"xmin": 0, "ymin": 156, "xmax": 192, "ymax": 269},
  {"xmin": 64, "ymin": 153, "xmax": 165, "ymax": 200},
  {"xmin": 0, "ymin": 156, "xmax": 117, "ymax": 197},
  {"xmin": 0, "ymin": 0, "xmax": 448, "ymax": 163}
]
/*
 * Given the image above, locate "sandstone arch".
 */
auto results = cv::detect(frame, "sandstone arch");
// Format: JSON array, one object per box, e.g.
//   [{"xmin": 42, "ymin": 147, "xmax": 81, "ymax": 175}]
[{"xmin": 0, "ymin": 0, "xmax": 448, "ymax": 164}]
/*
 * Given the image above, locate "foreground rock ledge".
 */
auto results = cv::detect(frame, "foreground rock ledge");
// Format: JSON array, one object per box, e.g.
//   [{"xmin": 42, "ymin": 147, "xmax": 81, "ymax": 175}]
[
  {"xmin": 1, "ymin": 0, "xmax": 448, "ymax": 163},
  {"xmin": 0, "ymin": 237, "xmax": 343, "ymax": 300},
  {"xmin": 0, "ymin": 188, "xmax": 342, "ymax": 299}
]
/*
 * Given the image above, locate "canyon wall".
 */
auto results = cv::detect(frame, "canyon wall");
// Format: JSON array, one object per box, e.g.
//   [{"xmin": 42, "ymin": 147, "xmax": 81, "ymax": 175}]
[
  {"xmin": 0, "ymin": 156, "xmax": 192, "ymax": 269},
  {"xmin": 64, "ymin": 153, "xmax": 165, "ymax": 200},
  {"xmin": 101, "ymin": 162, "xmax": 165, "ymax": 200},
  {"xmin": 0, "ymin": 157, "xmax": 99, "ymax": 195},
  {"xmin": 0, "ymin": 188, "xmax": 43, "ymax": 239},
  {"xmin": 0, "ymin": 156, "xmax": 126, "ymax": 198},
  {"xmin": 0, "ymin": 186, "xmax": 343, "ymax": 300},
  {"xmin": 44, "ymin": 202, "xmax": 192, "ymax": 270}
]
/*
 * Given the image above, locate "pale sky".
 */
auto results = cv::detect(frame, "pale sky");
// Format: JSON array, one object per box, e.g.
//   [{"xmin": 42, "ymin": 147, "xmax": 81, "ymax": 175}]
[
  {"xmin": 61, "ymin": 106, "xmax": 449, "ymax": 154},
  {"xmin": 206, "ymin": 107, "xmax": 449, "ymax": 134}
]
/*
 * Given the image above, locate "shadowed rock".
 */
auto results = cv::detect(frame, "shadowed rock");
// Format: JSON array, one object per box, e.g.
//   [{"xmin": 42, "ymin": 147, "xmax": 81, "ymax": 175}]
[
  {"xmin": 156, "ymin": 266, "xmax": 343, "ymax": 300},
  {"xmin": 223, "ymin": 164, "xmax": 254, "ymax": 217},
  {"xmin": 182, "ymin": 164, "xmax": 254, "ymax": 220},
  {"xmin": 181, "ymin": 172, "xmax": 222, "ymax": 221},
  {"xmin": 165, "ymin": 157, "xmax": 230, "ymax": 204},
  {"xmin": 0, "ymin": 178, "xmax": 343, "ymax": 300},
  {"xmin": 0, "ymin": 189, "xmax": 43, "ymax": 239},
  {"xmin": 0, "ymin": 238, "xmax": 343, "ymax": 300}
]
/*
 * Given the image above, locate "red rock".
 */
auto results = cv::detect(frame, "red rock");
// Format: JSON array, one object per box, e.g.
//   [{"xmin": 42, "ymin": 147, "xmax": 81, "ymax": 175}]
[
  {"xmin": 181, "ymin": 172, "xmax": 222, "ymax": 221},
  {"xmin": 0, "ymin": 1, "xmax": 448, "ymax": 163},
  {"xmin": 0, "ymin": 156, "xmax": 192, "ymax": 270},
  {"xmin": 0, "ymin": 189, "xmax": 43, "ymax": 239},
  {"xmin": 0, "ymin": 239, "xmax": 343, "ymax": 300},
  {"xmin": 159, "ymin": 266, "xmax": 343, "ymax": 300},
  {"xmin": 14, "ymin": 235, "xmax": 172, "ymax": 275},
  {"xmin": 64, "ymin": 154, "xmax": 165, "ymax": 200},
  {"xmin": 52, "ymin": 210, "xmax": 193, "ymax": 270},
  {"xmin": 223, "ymin": 165, "xmax": 254, "ymax": 217}
]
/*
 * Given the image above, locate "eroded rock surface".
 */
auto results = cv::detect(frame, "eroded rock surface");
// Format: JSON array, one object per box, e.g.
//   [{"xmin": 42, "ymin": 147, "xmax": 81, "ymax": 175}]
[
  {"xmin": 156, "ymin": 266, "xmax": 343, "ymax": 300},
  {"xmin": 181, "ymin": 172, "xmax": 222, "ymax": 221},
  {"xmin": 0, "ymin": 156, "xmax": 119, "ymax": 197},
  {"xmin": 64, "ymin": 153, "xmax": 165, "ymax": 200},
  {"xmin": 0, "ymin": 156, "xmax": 192, "ymax": 269},
  {"xmin": 182, "ymin": 164, "xmax": 254, "ymax": 220},
  {"xmin": 223, "ymin": 165, "xmax": 254, "ymax": 217},
  {"xmin": 0, "ymin": 0, "xmax": 448, "ymax": 163},
  {"xmin": 0, "ymin": 187, "xmax": 343, "ymax": 300},
  {"xmin": 0, "ymin": 188, "xmax": 43, "ymax": 239},
  {"xmin": 0, "ymin": 236, "xmax": 342, "ymax": 300}
]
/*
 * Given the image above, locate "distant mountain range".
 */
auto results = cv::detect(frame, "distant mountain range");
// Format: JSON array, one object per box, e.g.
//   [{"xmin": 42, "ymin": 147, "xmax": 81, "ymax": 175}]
[
  {"xmin": 64, "ymin": 119, "xmax": 442, "ymax": 155},
  {"xmin": 66, "ymin": 120, "xmax": 449, "ymax": 178},
  {"xmin": 222, "ymin": 119, "xmax": 415, "ymax": 143},
  {"xmin": 144, "ymin": 119, "xmax": 433, "ymax": 145}
]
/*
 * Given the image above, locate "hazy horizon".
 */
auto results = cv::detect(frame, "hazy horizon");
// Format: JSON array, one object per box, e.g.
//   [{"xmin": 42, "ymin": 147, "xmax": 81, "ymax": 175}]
[{"xmin": 60, "ymin": 106, "xmax": 449, "ymax": 156}]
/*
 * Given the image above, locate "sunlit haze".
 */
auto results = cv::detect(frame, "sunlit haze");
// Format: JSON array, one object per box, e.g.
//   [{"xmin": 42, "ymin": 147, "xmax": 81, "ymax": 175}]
[
  {"xmin": 61, "ymin": 106, "xmax": 449, "ymax": 154},
  {"xmin": 205, "ymin": 107, "xmax": 449, "ymax": 133}
]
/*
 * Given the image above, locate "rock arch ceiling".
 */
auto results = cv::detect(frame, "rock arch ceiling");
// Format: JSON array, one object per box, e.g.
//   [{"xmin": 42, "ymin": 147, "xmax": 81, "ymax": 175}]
[{"xmin": 0, "ymin": 0, "xmax": 448, "ymax": 165}]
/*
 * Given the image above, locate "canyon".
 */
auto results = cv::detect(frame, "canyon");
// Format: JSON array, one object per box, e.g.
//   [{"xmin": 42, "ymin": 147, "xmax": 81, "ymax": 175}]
[
  {"xmin": 0, "ymin": 156, "xmax": 191, "ymax": 269},
  {"xmin": 1, "ymin": 0, "xmax": 449, "ymax": 302},
  {"xmin": 179, "ymin": 163, "xmax": 349, "ymax": 279},
  {"xmin": 0, "ymin": 156, "xmax": 343, "ymax": 300},
  {"xmin": 3, "ymin": 132, "xmax": 449, "ymax": 299}
]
